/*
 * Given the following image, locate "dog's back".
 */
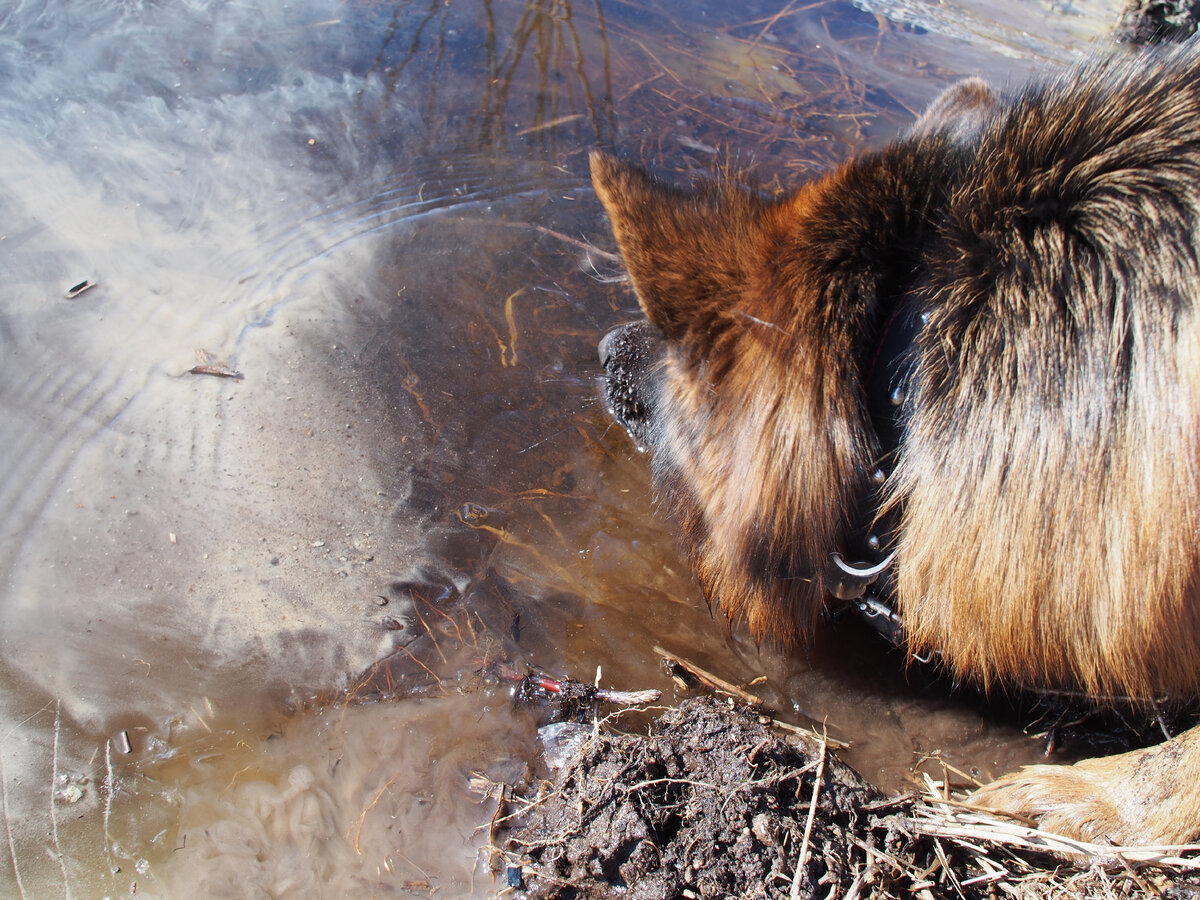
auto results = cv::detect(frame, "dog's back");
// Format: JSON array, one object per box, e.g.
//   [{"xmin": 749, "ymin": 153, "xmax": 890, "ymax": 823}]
[
  {"xmin": 894, "ymin": 48, "xmax": 1200, "ymax": 700},
  {"xmin": 594, "ymin": 47, "xmax": 1200, "ymax": 699}
]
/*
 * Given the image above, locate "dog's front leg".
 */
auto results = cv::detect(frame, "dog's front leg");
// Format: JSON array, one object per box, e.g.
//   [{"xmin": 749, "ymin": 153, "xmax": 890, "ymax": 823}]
[{"xmin": 969, "ymin": 725, "xmax": 1200, "ymax": 845}]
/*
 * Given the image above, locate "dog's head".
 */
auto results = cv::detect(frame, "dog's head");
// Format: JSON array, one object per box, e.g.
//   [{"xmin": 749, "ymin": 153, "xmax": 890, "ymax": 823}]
[{"xmin": 591, "ymin": 151, "xmax": 884, "ymax": 645}]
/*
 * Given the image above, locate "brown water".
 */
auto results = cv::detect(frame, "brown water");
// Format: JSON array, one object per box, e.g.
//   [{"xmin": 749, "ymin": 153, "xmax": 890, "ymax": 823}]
[{"xmin": 0, "ymin": 0, "xmax": 1124, "ymax": 896}]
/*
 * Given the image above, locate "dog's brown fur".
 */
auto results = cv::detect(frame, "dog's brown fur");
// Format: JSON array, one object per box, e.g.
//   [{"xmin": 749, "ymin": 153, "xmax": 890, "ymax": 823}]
[{"xmin": 592, "ymin": 44, "xmax": 1200, "ymax": 844}]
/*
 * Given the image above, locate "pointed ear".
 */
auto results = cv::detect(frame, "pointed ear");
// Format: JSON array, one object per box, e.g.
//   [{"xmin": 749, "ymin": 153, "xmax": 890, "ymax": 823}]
[{"xmin": 590, "ymin": 150, "xmax": 766, "ymax": 341}]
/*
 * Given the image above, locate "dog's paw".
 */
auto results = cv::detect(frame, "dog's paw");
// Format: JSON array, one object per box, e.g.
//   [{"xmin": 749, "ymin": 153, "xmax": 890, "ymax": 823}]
[
  {"xmin": 969, "ymin": 731, "xmax": 1200, "ymax": 846},
  {"xmin": 969, "ymin": 763, "xmax": 1125, "ymax": 842}
]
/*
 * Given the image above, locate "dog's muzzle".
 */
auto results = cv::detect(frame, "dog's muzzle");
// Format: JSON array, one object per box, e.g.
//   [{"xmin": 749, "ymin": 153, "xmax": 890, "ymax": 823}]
[{"xmin": 599, "ymin": 321, "xmax": 662, "ymax": 450}]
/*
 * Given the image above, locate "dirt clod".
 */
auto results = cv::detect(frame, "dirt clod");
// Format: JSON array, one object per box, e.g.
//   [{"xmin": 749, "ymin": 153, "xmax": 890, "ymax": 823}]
[{"xmin": 507, "ymin": 698, "xmax": 887, "ymax": 899}]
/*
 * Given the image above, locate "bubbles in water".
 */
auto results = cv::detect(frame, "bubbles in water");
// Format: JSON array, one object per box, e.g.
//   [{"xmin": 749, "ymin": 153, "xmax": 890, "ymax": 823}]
[{"xmin": 539, "ymin": 722, "xmax": 591, "ymax": 770}]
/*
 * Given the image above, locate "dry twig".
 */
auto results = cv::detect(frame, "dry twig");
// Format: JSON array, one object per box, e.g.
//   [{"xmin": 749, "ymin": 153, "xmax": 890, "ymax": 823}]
[{"xmin": 790, "ymin": 727, "xmax": 827, "ymax": 899}]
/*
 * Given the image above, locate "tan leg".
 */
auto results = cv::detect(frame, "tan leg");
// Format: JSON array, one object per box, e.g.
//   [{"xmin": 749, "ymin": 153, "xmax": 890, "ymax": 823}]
[{"xmin": 969, "ymin": 725, "xmax": 1200, "ymax": 845}]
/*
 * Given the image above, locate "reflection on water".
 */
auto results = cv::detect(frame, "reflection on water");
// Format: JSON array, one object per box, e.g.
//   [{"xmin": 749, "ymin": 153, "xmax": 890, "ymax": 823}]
[
  {"xmin": 129, "ymin": 695, "xmax": 537, "ymax": 897},
  {"xmin": 0, "ymin": 0, "xmax": 1120, "ymax": 895}
]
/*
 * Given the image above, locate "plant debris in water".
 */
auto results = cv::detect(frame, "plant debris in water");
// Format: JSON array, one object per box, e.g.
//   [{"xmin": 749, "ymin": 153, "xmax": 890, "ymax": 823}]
[
  {"xmin": 499, "ymin": 698, "xmax": 1200, "ymax": 899},
  {"xmin": 504, "ymin": 667, "xmax": 662, "ymax": 721}
]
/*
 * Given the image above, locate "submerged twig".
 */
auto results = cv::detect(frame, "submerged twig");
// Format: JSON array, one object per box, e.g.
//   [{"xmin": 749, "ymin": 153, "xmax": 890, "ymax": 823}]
[
  {"xmin": 103, "ymin": 740, "xmax": 114, "ymax": 891},
  {"xmin": 653, "ymin": 644, "xmax": 763, "ymax": 706},
  {"xmin": 515, "ymin": 113, "xmax": 584, "ymax": 136},
  {"xmin": 187, "ymin": 349, "xmax": 243, "ymax": 380},
  {"xmin": 49, "ymin": 699, "xmax": 72, "ymax": 899},
  {"xmin": 353, "ymin": 773, "xmax": 400, "ymax": 855},
  {"xmin": 499, "ymin": 666, "xmax": 660, "ymax": 708},
  {"xmin": 64, "ymin": 278, "xmax": 97, "ymax": 299},
  {"xmin": 0, "ymin": 751, "xmax": 26, "ymax": 900},
  {"xmin": 492, "ymin": 220, "xmax": 622, "ymax": 262}
]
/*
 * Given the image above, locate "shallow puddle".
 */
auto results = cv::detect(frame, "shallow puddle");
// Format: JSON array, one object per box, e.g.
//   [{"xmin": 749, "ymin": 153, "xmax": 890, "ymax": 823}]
[{"xmin": 0, "ymin": 0, "xmax": 1125, "ymax": 895}]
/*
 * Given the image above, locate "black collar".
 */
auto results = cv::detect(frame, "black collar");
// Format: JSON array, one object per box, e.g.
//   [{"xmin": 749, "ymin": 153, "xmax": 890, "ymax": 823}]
[{"xmin": 828, "ymin": 293, "xmax": 926, "ymax": 644}]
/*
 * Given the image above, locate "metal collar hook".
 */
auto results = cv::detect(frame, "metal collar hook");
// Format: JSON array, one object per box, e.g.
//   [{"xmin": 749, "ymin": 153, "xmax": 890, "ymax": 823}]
[
  {"xmin": 826, "ymin": 550, "xmax": 897, "ymax": 601},
  {"xmin": 854, "ymin": 595, "xmax": 903, "ymax": 645}
]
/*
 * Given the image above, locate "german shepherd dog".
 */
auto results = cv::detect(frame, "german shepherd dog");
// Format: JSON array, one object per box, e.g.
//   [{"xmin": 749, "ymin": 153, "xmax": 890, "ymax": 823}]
[{"xmin": 593, "ymin": 43, "xmax": 1200, "ymax": 845}]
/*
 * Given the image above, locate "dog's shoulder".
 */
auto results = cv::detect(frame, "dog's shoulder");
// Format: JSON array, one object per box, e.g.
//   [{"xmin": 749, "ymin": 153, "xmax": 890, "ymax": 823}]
[{"xmin": 932, "ymin": 45, "xmax": 1200, "ymax": 314}]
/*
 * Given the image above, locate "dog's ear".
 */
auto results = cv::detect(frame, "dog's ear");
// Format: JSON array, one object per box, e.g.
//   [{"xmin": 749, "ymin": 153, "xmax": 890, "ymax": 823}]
[
  {"xmin": 908, "ymin": 77, "xmax": 997, "ymax": 142},
  {"xmin": 590, "ymin": 151, "xmax": 766, "ymax": 342}
]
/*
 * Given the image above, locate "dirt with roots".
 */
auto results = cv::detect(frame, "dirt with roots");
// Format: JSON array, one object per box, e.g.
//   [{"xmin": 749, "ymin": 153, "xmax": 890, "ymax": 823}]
[{"xmin": 495, "ymin": 697, "xmax": 1200, "ymax": 900}]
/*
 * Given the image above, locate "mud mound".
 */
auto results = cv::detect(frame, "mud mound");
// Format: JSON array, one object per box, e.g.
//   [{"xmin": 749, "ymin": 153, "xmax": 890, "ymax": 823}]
[{"xmin": 507, "ymin": 698, "xmax": 897, "ymax": 899}]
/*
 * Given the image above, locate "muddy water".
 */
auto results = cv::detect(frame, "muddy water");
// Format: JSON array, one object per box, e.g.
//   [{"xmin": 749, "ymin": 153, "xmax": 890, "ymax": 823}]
[{"xmin": 0, "ymin": 0, "xmax": 1123, "ymax": 896}]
